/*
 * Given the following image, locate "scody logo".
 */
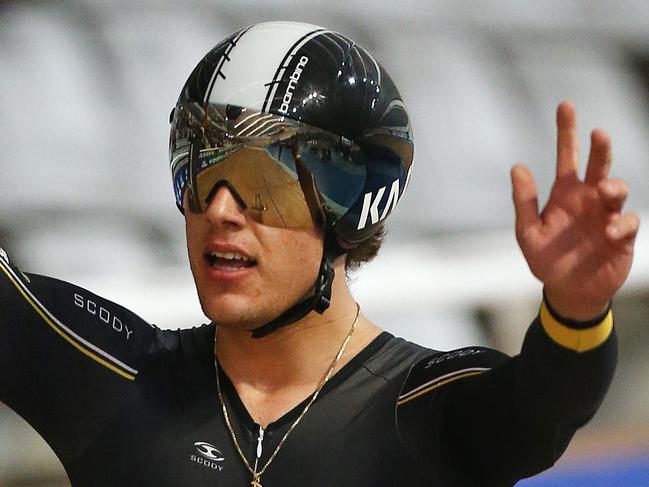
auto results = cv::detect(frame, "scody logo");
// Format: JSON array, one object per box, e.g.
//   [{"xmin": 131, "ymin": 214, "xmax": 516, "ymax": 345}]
[
  {"xmin": 190, "ymin": 441, "xmax": 225, "ymax": 472},
  {"xmin": 278, "ymin": 55, "xmax": 309, "ymax": 115}
]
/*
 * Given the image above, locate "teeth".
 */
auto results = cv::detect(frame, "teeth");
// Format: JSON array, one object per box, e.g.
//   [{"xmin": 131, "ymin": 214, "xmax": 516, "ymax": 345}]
[{"xmin": 209, "ymin": 251, "xmax": 251, "ymax": 262}]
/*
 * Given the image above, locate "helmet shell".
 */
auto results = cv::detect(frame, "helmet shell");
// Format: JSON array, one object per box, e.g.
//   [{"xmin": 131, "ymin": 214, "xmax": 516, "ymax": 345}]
[{"xmin": 172, "ymin": 21, "xmax": 413, "ymax": 243}]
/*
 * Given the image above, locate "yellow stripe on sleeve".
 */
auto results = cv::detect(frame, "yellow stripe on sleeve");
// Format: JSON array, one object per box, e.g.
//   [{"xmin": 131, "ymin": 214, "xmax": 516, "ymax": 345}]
[
  {"xmin": 397, "ymin": 370, "xmax": 485, "ymax": 406},
  {"xmin": 539, "ymin": 300, "xmax": 613, "ymax": 353}
]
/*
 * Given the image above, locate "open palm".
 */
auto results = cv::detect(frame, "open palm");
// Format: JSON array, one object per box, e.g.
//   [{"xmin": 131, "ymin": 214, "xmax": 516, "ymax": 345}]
[{"xmin": 511, "ymin": 102, "xmax": 640, "ymax": 320}]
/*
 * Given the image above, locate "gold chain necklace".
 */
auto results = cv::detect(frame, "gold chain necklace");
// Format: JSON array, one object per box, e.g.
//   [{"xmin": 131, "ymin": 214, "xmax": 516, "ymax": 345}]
[{"xmin": 214, "ymin": 303, "xmax": 360, "ymax": 487}]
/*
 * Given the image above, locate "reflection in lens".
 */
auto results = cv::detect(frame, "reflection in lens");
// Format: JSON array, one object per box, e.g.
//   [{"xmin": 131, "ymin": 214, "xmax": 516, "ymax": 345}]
[{"xmin": 170, "ymin": 102, "xmax": 410, "ymax": 233}]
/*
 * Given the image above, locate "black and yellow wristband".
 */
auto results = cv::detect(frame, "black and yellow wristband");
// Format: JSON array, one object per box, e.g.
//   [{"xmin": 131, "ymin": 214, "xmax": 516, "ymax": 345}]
[{"xmin": 539, "ymin": 295, "xmax": 613, "ymax": 353}]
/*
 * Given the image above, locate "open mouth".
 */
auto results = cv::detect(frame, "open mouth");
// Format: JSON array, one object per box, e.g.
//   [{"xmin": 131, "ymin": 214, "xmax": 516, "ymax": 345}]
[{"xmin": 206, "ymin": 251, "xmax": 257, "ymax": 270}]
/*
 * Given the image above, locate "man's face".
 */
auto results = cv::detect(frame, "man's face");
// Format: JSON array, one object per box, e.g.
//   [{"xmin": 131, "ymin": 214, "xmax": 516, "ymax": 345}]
[{"xmin": 184, "ymin": 186, "xmax": 323, "ymax": 330}]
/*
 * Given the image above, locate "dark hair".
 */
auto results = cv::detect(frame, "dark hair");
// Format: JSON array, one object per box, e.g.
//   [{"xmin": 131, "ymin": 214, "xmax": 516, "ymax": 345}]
[{"xmin": 344, "ymin": 224, "xmax": 386, "ymax": 273}]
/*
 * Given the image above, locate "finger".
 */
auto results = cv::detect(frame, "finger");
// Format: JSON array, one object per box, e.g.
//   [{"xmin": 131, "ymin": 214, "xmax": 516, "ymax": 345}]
[
  {"xmin": 511, "ymin": 164, "xmax": 539, "ymax": 239},
  {"xmin": 598, "ymin": 178, "xmax": 629, "ymax": 212},
  {"xmin": 556, "ymin": 101, "xmax": 579, "ymax": 179},
  {"xmin": 585, "ymin": 129, "xmax": 612, "ymax": 185},
  {"xmin": 606, "ymin": 212, "xmax": 640, "ymax": 242}
]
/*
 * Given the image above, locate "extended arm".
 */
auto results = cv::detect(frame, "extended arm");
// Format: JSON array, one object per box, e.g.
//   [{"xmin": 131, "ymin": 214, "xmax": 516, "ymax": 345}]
[
  {"xmin": 397, "ymin": 103, "xmax": 636, "ymax": 485},
  {"xmin": 0, "ymin": 249, "xmax": 156, "ymax": 462}
]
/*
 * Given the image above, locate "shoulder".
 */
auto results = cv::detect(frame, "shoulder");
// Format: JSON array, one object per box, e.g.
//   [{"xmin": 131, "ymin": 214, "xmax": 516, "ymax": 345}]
[
  {"xmin": 392, "ymin": 342, "xmax": 511, "ymax": 478},
  {"xmin": 24, "ymin": 273, "xmax": 168, "ymax": 381},
  {"xmin": 398, "ymin": 346, "xmax": 509, "ymax": 407},
  {"xmin": 361, "ymin": 333, "xmax": 435, "ymax": 381}
]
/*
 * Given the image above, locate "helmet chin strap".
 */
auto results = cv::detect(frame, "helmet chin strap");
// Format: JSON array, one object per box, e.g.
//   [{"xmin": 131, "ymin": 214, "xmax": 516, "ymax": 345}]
[{"xmin": 250, "ymin": 234, "xmax": 344, "ymax": 338}]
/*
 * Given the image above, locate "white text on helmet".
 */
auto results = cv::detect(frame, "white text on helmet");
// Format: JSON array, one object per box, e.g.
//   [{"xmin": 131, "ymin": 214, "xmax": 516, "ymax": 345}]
[
  {"xmin": 356, "ymin": 178, "xmax": 401, "ymax": 230},
  {"xmin": 279, "ymin": 56, "xmax": 309, "ymax": 115}
]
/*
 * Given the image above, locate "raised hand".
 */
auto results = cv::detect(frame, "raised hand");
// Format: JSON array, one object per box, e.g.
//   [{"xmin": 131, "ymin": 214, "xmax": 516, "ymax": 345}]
[{"xmin": 511, "ymin": 101, "xmax": 640, "ymax": 321}]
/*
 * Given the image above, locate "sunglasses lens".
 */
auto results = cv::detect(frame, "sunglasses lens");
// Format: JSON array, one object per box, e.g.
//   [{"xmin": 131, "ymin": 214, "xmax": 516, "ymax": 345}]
[{"xmin": 192, "ymin": 147, "xmax": 315, "ymax": 228}]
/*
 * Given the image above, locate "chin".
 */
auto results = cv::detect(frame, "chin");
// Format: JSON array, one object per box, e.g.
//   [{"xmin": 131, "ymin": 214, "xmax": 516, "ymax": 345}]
[{"xmin": 199, "ymin": 293, "xmax": 275, "ymax": 329}]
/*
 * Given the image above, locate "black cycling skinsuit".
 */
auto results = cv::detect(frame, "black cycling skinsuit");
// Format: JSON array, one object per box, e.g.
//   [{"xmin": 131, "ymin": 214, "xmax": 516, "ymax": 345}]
[{"xmin": 0, "ymin": 248, "xmax": 617, "ymax": 486}]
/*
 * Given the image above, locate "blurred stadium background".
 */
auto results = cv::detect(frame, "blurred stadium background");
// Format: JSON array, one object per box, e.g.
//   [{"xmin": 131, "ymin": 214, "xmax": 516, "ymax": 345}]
[{"xmin": 1, "ymin": 0, "xmax": 648, "ymax": 485}]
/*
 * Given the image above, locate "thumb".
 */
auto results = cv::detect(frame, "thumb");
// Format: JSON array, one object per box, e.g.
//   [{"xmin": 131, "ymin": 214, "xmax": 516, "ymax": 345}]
[{"xmin": 511, "ymin": 163, "xmax": 539, "ymax": 240}]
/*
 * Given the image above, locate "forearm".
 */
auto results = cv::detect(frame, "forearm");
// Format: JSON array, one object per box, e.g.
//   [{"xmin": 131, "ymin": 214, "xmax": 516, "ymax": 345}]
[{"xmin": 515, "ymin": 296, "xmax": 616, "ymax": 429}]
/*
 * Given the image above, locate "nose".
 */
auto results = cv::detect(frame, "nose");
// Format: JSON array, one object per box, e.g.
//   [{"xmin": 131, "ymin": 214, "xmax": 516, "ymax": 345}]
[{"xmin": 204, "ymin": 184, "xmax": 247, "ymax": 228}]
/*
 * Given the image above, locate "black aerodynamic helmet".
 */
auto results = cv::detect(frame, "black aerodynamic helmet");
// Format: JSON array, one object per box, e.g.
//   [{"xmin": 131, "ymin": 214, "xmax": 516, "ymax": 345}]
[{"xmin": 169, "ymin": 21, "xmax": 414, "ymax": 336}]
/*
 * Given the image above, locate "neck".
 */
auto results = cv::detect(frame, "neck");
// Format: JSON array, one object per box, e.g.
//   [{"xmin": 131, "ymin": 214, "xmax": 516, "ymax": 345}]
[{"xmin": 214, "ymin": 261, "xmax": 382, "ymax": 396}]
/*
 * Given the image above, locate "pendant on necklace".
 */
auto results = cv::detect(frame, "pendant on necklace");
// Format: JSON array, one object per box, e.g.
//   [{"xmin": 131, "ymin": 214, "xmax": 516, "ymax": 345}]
[{"xmin": 251, "ymin": 473, "xmax": 262, "ymax": 487}]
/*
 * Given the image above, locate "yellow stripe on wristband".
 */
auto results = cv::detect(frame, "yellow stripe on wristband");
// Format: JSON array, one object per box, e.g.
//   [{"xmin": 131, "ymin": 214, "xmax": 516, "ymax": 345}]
[{"xmin": 539, "ymin": 300, "xmax": 613, "ymax": 353}]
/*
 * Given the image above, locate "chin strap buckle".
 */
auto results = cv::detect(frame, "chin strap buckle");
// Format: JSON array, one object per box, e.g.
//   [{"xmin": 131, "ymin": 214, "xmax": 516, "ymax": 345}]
[{"xmin": 313, "ymin": 258, "xmax": 334, "ymax": 314}]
